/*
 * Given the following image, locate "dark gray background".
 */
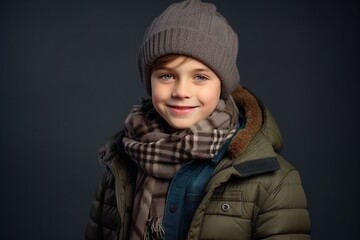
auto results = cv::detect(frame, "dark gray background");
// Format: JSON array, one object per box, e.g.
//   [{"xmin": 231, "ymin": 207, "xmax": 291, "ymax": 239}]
[{"xmin": 1, "ymin": 0, "xmax": 359, "ymax": 239}]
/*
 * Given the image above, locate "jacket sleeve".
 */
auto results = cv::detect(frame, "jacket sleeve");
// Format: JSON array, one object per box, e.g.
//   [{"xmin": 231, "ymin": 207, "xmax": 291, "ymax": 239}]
[
  {"xmin": 253, "ymin": 169, "xmax": 311, "ymax": 240},
  {"xmin": 85, "ymin": 167, "xmax": 120, "ymax": 240}
]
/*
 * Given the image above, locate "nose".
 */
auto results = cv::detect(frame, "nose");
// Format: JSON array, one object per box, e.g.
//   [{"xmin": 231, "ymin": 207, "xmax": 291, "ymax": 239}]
[{"xmin": 172, "ymin": 79, "xmax": 191, "ymax": 98}]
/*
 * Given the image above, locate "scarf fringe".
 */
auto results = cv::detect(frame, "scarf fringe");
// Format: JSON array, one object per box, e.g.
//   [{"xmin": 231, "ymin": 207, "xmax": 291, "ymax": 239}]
[{"xmin": 144, "ymin": 217, "xmax": 164, "ymax": 240}]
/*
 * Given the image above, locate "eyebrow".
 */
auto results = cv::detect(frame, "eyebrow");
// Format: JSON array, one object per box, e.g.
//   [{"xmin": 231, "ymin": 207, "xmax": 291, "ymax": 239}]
[
  {"xmin": 191, "ymin": 68, "xmax": 212, "ymax": 73},
  {"xmin": 153, "ymin": 67, "xmax": 212, "ymax": 73}
]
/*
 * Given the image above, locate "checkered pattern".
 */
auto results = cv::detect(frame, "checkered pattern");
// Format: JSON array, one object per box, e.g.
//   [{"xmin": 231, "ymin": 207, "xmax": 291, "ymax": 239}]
[{"xmin": 122, "ymin": 97, "xmax": 238, "ymax": 239}]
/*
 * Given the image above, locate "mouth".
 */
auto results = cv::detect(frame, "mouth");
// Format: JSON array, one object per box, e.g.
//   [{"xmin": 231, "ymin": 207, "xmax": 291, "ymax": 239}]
[
  {"xmin": 167, "ymin": 105, "xmax": 197, "ymax": 114},
  {"xmin": 169, "ymin": 105, "xmax": 195, "ymax": 110}
]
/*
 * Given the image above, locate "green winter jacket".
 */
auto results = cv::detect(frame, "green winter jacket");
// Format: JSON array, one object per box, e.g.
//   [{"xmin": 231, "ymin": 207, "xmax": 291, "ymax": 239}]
[{"xmin": 85, "ymin": 86, "xmax": 311, "ymax": 240}]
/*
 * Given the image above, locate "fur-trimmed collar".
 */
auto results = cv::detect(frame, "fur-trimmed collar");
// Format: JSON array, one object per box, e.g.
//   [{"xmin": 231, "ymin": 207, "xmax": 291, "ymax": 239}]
[
  {"xmin": 228, "ymin": 86, "xmax": 282, "ymax": 159},
  {"xmin": 228, "ymin": 86, "xmax": 263, "ymax": 158}
]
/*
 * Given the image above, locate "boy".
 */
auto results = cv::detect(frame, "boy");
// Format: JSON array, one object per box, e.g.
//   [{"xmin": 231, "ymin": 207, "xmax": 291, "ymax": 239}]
[{"xmin": 85, "ymin": 0, "xmax": 311, "ymax": 239}]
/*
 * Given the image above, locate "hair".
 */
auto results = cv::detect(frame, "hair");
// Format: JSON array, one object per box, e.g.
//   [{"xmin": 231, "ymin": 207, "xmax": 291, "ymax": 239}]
[{"xmin": 150, "ymin": 54, "xmax": 183, "ymax": 71}]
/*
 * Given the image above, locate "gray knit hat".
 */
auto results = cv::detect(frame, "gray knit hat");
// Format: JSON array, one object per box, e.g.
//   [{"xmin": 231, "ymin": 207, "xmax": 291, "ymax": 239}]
[{"xmin": 137, "ymin": 0, "xmax": 240, "ymax": 98}]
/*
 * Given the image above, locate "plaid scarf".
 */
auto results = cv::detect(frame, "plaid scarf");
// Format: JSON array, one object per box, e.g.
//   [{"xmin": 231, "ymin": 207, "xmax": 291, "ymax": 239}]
[{"xmin": 123, "ymin": 97, "xmax": 238, "ymax": 240}]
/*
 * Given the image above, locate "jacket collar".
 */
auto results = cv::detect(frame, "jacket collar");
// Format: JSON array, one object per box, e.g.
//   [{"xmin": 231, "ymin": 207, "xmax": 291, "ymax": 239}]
[
  {"xmin": 227, "ymin": 86, "xmax": 283, "ymax": 160},
  {"xmin": 215, "ymin": 86, "xmax": 283, "ymax": 177}
]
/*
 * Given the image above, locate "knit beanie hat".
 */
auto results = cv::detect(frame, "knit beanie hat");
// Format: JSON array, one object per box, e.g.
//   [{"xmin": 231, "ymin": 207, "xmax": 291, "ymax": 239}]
[{"xmin": 137, "ymin": 0, "xmax": 240, "ymax": 98}]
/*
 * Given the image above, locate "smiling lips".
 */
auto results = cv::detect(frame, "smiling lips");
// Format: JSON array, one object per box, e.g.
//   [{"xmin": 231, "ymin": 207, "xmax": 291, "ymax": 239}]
[{"xmin": 168, "ymin": 105, "xmax": 197, "ymax": 115}]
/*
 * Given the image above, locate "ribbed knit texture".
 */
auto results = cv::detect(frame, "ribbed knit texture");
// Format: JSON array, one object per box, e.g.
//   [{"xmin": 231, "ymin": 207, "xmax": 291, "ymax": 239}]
[{"xmin": 137, "ymin": 0, "xmax": 240, "ymax": 98}]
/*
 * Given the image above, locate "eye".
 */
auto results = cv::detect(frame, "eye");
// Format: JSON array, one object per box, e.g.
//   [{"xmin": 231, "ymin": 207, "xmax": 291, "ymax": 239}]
[
  {"xmin": 194, "ymin": 75, "xmax": 209, "ymax": 81},
  {"xmin": 159, "ymin": 74, "xmax": 174, "ymax": 80}
]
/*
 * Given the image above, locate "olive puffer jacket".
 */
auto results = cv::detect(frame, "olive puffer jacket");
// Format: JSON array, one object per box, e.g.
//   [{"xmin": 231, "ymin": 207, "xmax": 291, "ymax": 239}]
[{"xmin": 85, "ymin": 86, "xmax": 311, "ymax": 240}]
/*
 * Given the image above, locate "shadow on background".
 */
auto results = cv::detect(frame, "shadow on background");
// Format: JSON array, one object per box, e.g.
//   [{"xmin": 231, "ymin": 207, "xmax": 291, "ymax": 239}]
[{"xmin": 0, "ymin": 0, "xmax": 359, "ymax": 239}]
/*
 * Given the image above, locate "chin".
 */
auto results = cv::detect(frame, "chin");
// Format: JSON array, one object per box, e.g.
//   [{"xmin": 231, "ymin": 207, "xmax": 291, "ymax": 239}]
[{"xmin": 166, "ymin": 122, "xmax": 192, "ymax": 132}]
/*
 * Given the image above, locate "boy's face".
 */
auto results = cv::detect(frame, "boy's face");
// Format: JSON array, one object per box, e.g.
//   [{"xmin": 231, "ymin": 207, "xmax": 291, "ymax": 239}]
[{"xmin": 151, "ymin": 55, "xmax": 221, "ymax": 131}]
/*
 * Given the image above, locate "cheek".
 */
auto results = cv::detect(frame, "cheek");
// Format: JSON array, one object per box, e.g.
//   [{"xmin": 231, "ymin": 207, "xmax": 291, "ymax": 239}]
[
  {"xmin": 151, "ymin": 81, "xmax": 169, "ymax": 109},
  {"xmin": 151, "ymin": 84, "xmax": 167, "ymax": 101},
  {"xmin": 198, "ymin": 88, "xmax": 221, "ymax": 114},
  {"xmin": 198, "ymin": 83, "xmax": 221, "ymax": 102}
]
